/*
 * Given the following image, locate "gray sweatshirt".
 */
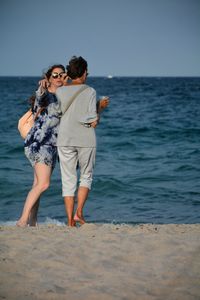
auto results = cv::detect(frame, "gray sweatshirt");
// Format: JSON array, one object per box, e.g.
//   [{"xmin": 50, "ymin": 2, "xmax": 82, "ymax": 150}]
[{"xmin": 56, "ymin": 84, "xmax": 98, "ymax": 147}]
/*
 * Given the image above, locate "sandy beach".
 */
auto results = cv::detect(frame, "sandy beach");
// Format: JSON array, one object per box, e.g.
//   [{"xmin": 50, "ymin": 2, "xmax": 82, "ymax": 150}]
[{"xmin": 0, "ymin": 223, "xmax": 199, "ymax": 300}]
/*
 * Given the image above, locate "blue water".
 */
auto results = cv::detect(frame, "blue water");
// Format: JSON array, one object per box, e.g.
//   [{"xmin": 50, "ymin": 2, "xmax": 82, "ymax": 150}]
[{"xmin": 0, "ymin": 76, "xmax": 200, "ymax": 224}]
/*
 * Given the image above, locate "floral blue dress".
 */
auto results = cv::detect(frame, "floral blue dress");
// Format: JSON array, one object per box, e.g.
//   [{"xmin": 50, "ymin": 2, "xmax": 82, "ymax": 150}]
[{"xmin": 24, "ymin": 87, "xmax": 61, "ymax": 169}]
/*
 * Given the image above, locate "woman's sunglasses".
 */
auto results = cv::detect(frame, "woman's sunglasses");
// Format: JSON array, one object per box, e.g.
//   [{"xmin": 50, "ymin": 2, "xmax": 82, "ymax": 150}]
[{"xmin": 51, "ymin": 72, "xmax": 65, "ymax": 79}]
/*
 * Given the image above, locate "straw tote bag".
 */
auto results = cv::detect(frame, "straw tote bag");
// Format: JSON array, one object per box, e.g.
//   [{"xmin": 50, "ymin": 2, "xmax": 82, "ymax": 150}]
[{"xmin": 18, "ymin": 107, "xmax": 44, "ymax": 139}]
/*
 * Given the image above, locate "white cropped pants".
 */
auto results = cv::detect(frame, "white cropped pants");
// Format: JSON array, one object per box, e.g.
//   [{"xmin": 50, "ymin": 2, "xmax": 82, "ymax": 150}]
[{"xmin": 58, "ymin": 146, "xmax": 96, "ymax": 197}]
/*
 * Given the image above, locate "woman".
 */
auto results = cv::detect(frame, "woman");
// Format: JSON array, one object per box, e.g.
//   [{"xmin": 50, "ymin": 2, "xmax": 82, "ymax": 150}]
[
  {"xmin": 17, "ymin": 64, "xmax": 65, "ymax": 227},
  {"xmin": 17, "ymin": 64, "xmax": 109, "ymax": 227}
]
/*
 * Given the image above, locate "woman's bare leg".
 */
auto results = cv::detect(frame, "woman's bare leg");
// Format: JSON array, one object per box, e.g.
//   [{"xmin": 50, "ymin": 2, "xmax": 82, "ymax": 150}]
[
  {"xmin": 17, "ymin": 163, "xmax": 51, "ymax": 227},
  {"xmin": 28, "ymin": 199, "xmax": 40, "ymax": 226},
  {"xmin": 28, "ymin": 171, "xmax": 40, "ymax": 226},
  {"xmin": 74, "ymin": 186, "xmax": 89, "ymax": 225}
]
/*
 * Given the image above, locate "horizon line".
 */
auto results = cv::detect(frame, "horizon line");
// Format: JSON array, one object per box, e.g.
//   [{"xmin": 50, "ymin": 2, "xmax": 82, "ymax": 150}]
[{"xmin": 0, "ymin": 75, "xmax": 200, "ymax": 78}]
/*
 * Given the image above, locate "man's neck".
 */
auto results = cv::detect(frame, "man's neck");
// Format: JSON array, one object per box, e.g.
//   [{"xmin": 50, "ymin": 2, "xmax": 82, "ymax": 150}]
[{"xmin": 71, "ymin": 78, "xmax": 85, "ymax": 85}]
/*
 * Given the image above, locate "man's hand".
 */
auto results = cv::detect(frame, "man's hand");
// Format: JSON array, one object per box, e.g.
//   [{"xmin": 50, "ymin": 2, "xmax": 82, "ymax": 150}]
[
  {"xmin": 98, "ymin": 96, "xmax": 109, "ymax": 113},
  {"xmin": 90, "ymin": 120, "xmax": 98, "ymax": 128}
]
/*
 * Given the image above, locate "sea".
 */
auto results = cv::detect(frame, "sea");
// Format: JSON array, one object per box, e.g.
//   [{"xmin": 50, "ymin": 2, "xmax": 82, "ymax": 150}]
[{"xmin": 0, "ymin": 76, "xmax": 200, "ymax": 225}]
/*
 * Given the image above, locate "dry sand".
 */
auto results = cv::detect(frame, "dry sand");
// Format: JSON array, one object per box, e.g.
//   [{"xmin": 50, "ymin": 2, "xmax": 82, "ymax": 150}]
[{"xmin": 0, "ymin": 223, "xmax": 200, "ymax": 300}]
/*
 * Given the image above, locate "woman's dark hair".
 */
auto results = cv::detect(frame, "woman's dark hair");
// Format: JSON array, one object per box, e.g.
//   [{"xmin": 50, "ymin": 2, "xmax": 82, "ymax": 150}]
[
  {"xmin": 66, "ymin": 56, "xmax": 87, "ymax": 79},
  {"xmin": 29, "ymin": 64, "xmax": 65, "ymax": 109},
  {"xmin": 29, "ymin": 94, "xmax": 36, "ymax": 110},
  {"xmin": 44, "ymin": 64, "xmax": 65, "ymax": 80}
]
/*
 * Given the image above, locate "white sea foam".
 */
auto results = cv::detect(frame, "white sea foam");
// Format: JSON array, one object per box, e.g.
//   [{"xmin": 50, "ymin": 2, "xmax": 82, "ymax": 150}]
[
  {"xmin": 0, "ymin": 218, "xmax": 66, "ymax": 227},
  {"xmin": 0, "ymin": 221, "xmax": 17, "ymax": 226},
  {"xmin": 43, "ymin": 217, "xmax": 66, "ymax": 226}
]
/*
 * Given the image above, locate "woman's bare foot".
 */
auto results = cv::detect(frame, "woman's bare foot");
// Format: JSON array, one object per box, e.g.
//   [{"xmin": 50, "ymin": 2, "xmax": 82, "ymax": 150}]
[{"xmin": 16, "ymin": 219, "xmax": 28, "ymax": 227}]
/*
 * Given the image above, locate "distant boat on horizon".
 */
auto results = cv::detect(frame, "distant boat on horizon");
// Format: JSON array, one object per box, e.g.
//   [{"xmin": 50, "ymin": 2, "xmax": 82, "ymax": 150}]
[{"xmin": 107, "ymin": 75, "xmax": 113, "ymax": 79}]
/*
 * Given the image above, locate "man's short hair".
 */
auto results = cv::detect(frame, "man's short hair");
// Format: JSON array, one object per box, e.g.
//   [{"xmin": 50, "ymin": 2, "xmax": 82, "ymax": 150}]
[{"xmin": 66, "ymin": 56, "xmax": 88, "ymax": 79}]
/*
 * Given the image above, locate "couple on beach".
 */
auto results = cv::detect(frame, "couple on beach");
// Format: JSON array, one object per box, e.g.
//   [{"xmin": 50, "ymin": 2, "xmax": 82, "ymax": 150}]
[{"xmin": 17, "ymin": 56, "xmax": 109, "ymax": 227}]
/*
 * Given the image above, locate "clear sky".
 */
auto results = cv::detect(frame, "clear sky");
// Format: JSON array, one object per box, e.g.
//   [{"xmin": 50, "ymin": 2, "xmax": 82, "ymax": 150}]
[{"xmin": 0, "ymin": 0, "xmax": 200, "ymax": 76}]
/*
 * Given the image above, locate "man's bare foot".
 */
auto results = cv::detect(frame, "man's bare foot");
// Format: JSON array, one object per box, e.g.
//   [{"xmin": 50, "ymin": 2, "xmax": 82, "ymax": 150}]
[
  {"xmin": 74, "ymin": 214, "xmax": 86, "ymax": 225},
  {"xmin": 67, "ymin": 219, "xmax": 76, "ymax": 227}
]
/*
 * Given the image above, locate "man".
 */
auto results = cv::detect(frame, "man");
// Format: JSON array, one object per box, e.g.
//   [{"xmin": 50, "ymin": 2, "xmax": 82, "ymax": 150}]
[{"xmin": 56, "ymin": 56, "xmax": 98, "ymax": 226}]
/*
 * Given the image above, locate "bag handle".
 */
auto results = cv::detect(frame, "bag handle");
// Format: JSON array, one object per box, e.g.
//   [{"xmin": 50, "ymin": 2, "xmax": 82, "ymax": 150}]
[
  {"xmin": 33, "ymin": 107, "xmax": 45, "ymax": 121},
  {"xmin": 62, "ymin": 85, "xmax": 89, "ymax": 115}
]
